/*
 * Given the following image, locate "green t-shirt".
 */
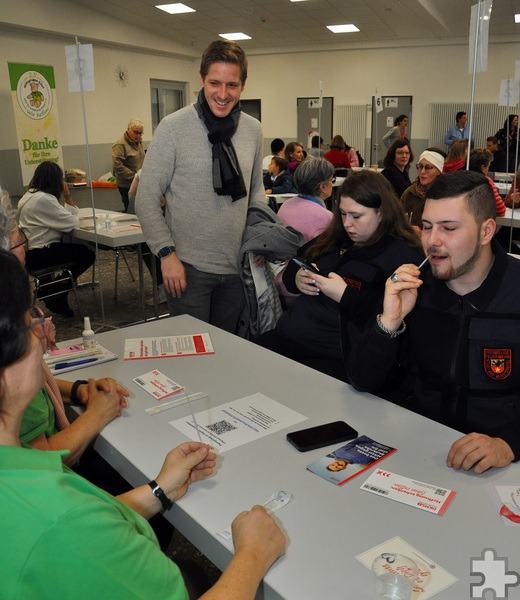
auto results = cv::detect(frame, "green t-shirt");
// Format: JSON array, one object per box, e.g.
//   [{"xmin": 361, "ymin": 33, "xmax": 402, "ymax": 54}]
[
  {"xmin": 0, "ymin": 446, "xmax": 188, "ymax": 599},
  {"xmin": 19, "ymin": 387, "xmax": 57, "ymax": 444}
]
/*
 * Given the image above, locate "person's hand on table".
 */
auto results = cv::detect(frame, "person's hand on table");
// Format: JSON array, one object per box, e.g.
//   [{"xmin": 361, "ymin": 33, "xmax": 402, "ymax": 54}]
[
  {"xmin": 83, "ymin": 378, "xmax": 126, "ymax": 422},
  {"xmin": 312, "ymin": 272, "xmax": 347, "ymax": 303},
  {"xmin": 77, "ymin": 377, "xmax": 129, "ymax": 410},
  {"xmin": 379, "ymin": 263, "xmax": 423, "ymax": 332},
  {"xmin": 265, "ymin": 189, "xmax": 273, "ymax": 195},
  {"xmin": 155, "ymin": 442, "xmax": 217, "ymax": 502},
  {"xmin": 447, "ymin": 433, "xmax": 514, "ymax": 474},
  {"xmin": 295, "ymin": 267, "xmax": 320, "ymax": 296},
  {"xmin": 231, "ymin": 505, "xmax": 287, "ymax": 570},
  {"xmin": 161, "ymin": 253, "xmax": 186, "ymax": 298}
]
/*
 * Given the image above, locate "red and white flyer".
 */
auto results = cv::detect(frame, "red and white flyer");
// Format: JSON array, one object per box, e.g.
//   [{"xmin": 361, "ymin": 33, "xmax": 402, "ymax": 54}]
[
  {"xmin": 360, "ymin": 470, "xmax": 456, "ymax": 516},
  {"xmin": 124, "ymin": 333, "xmax": 214, "ymax": 360}
]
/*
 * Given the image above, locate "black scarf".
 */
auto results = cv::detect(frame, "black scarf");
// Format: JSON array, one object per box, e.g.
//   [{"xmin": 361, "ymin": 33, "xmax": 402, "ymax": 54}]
[{"xmin": 195, "ymin": 89, "xmax": 247, "ymax": 202}]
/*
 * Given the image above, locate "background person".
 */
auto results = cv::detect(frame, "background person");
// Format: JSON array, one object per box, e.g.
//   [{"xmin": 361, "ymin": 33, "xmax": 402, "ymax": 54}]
[
  {"xmin": 255, "ymin": 170, "xmax": 423, "ymax": 381},
  {"xmin": 263, "ymin": 156, "xmax": 293, "ymax": 195},
  {"xmin": 17, "ymin": 161, "xmax": 95, "ymax": 317},
  {"xmin": 443, "ymin": 139, "xmax": 468, "ymax": 172},
  {"xmin": 284, "ymin": 141, "xmax": 305, "ymax": 174},
  {"xmin": 112, "ymin": 118, "xmax": 145, "ymax": 212},
  {"xmin": 324, "ymin": 135, "xmax": 351, "ymax": 169},
  {"xmin": 486, "ymin": 135, "xmax": 507, "ymax": 173},
  {"xmin": 381, "ymin": 139, "xmax": 414, "ymax": 197},
  {"xmin": 495, "ymin": 114, "xmax": 518, "ymax": 173},
  {"xmin": 262, "ymin": 137, "xmax": 285, "ymax": 170},
  {"xmin": 444, "ymin": 111, "xmax": 469, "ymax": 147},
  {"xmin": 382, "ymin": 115, "xmax": 409, "ymax": 149},
  {"xmin": 308, "ymin": 135, "xmax": 325, "ymax": 158},
  {"xmin": 137, "ymin": 41, "xmax": 266, "ymax": 335},
  {"xmin": 468, "ymin": 148, "xmax": 506, "ymax": 217},
  {"xmin": 400, "ymin": 148, "xmax": 445, "ymax": 228},
  {"xmin": 0, "ymin": 249, "xmax": 286, "ymax": 599},
  {"xmin": 347, "ymin": 171, "xmax": 520, "ymax": 474}
]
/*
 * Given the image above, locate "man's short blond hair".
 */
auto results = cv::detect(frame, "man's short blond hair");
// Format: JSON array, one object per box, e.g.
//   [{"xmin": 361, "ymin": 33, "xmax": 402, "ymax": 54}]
[{"xmin": 127, "ymin": 118, "xmax": 143, "ymax": 131}]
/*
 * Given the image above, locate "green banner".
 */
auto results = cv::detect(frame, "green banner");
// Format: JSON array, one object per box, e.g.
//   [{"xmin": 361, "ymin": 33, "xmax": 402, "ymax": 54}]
[{"xmin": 7, "ymin": 62, "xmax": 63, "ymax": 186}]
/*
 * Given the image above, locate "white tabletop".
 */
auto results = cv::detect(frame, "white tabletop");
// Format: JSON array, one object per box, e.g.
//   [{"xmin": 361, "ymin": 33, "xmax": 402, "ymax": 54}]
[
  {"xmin": 497, "ymin": 207, "xmax": 520, "ymax": 228},
  {"xmin": 73, "ymin": 207, "xmax": 144, "ymax": 247},
  {"xmin": 73, "ymin": 315, "xmax": 520, "ymax": 600}
]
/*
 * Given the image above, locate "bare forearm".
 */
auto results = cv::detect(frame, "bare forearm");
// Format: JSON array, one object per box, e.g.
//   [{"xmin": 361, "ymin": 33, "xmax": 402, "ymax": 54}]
[
  {"xmin": 116, "ymin": 484, "xmax": 163, "ymax": 519},
  {"xmin": 199, "ymin": 549, "xmax": 273, "ymax": 600},
  {"xmin": 42, "ymin": 410, "xmax": 109, "ymax": 465}
]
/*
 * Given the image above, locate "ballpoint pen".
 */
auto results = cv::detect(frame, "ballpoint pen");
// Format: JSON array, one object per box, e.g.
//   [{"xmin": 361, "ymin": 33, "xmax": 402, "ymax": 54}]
[{"xmin": 54, "ymin": 357, "xmax": 99, "ymax": 370}]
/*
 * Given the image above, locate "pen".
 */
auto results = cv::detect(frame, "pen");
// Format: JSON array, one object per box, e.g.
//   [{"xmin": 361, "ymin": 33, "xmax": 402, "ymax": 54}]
[{"xmin": 54, "ymin": 357, "xmax": 99, "ymax": 370}]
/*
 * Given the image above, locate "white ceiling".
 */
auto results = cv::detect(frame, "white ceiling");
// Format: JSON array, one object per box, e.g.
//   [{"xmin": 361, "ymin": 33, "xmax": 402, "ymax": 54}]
[{"xmin": 63, "ymin": 0, "xmax": 520, "ymax": 55}]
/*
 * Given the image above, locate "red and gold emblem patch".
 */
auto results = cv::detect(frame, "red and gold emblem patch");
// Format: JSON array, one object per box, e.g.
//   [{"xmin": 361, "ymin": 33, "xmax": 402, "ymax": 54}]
[{"xmin": 483, "ymin": 348, "xmax": 512, "ymax": 380}]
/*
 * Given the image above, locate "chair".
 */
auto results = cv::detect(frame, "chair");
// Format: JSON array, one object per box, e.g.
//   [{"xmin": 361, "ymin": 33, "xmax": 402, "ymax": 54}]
[{"xmin": 28, "ymin": 263, "xmax": 82, "ymax": 317}]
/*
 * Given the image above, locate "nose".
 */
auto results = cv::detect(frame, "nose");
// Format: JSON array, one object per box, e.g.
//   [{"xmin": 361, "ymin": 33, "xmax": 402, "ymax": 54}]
[{"xmin": 423, "ymin": 226, "xmax": 441, "ymax": 249}]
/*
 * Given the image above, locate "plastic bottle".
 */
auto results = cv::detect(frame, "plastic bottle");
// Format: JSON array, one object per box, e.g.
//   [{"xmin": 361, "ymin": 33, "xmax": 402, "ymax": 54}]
[{"xmin": 82, "ymin": 317, "xmax": 96, "ymax": 350}]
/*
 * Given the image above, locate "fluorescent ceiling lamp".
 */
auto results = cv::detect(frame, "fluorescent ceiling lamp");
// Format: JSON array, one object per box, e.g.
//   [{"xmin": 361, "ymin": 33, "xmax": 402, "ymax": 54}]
[
  {"xmin": 219, "ymin": 32, "xmax": 252, "ymax": 41},
  {"xmin": 156, "ymin": 3, "xmax": 195, "ymax": 14},
  {"xmin": 327, "ymin": 24, "xmax": 360, "ymax": 33},
  {"xmin": 515, "ymin": 13, "xmax": 520, "ymax": 23}
]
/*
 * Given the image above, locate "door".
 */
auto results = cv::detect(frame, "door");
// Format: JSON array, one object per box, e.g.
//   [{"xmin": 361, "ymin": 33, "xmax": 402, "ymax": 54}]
[
  {"xmin": 297, "ymin": 97, "xmax": 333, "ymax": 152},
  {"xmin": 371, "ymin": 95, "xmax": 412, "ymax": 165}
]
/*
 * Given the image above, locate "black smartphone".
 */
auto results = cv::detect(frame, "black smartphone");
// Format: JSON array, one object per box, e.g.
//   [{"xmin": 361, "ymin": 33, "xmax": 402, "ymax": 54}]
[
  {"xmin": 291, "ymin": 256, "xmax": 320, "ymax": 275},
  {"xmin": 286, "ymin": 421, "xmax": 358, "ymax": 452}
]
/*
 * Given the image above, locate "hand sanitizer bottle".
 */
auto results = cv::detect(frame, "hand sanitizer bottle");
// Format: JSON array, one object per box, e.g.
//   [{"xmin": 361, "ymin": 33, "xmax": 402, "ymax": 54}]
[{"xmin": 82, "ymin": 317, "xmax": 96, "ymax": 350}]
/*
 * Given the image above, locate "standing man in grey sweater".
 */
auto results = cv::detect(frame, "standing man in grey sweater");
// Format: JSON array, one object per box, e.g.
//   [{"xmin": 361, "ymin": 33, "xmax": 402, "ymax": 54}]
[{"xmin": 136, "ymin": 41, "xmax": 265, "ymax": 333}]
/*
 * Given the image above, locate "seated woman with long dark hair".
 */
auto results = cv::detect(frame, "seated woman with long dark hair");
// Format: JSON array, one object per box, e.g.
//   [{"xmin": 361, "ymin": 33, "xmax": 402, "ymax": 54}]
[
  {"xmin": 17, "ymin": 161, "xmax": 95, "ymax": 317},
  {"xmin": 382, "ymin": 139, "xmax": 414, "ymax": 197},
  {"xmin": 255, "ymin": 170, "xmax": 423, "ymax": 381}
]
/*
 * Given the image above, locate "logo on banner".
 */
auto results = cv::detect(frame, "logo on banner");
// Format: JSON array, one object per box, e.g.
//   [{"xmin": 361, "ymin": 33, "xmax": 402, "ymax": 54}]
[
  {"xmin": 16, "ymin": 70, "xmax": 53, "ymax": 120},
  {"xmin": 483, "ymin": 348, "xmax": 512, "ymax": 380}
]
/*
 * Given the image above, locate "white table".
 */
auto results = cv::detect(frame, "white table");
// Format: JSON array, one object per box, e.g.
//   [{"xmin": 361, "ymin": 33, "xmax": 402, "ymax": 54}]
[
  {"xmin": 497, "ymin": 207, "xmax": 520, "ymax": 228},
  {"xmin": 72, "ymin": 208, "xmax": 158, "ymax": 320},
  {"xmin": 74, "ymin": 315, "xmax": 520, "ymax": 599}
]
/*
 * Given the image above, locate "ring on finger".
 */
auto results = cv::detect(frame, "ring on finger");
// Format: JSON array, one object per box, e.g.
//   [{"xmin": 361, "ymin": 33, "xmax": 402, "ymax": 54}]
[{"xmin": 390, "ymin": 272, "xmax": 399, "ymax": 283}]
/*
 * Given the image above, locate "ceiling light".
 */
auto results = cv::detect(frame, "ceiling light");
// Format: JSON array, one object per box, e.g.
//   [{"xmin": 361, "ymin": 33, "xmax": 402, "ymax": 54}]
[
  {"xmin": 327, "ymin": 24, "xmax": 360, "ymax": 33},
  {"xmin": 156, "ymin": 3, "xmax": 196, "ymax": 14},
  {"xmin": 515, "ymin": 13, "xmax": 520, "ymax": 23},
  {"xmin": 219, "ymin": 33, "xmax": 252, "ymax": 41}
]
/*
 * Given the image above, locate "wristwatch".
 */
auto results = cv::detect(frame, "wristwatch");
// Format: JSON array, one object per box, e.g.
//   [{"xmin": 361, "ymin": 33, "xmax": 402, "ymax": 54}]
[
  {"xmin": 147, "ymin": 480, "xmax": 173, "ymax": 511},
  {"xmin": 157, "ymin": 246, "xmax": 176, "ymax": 259}
]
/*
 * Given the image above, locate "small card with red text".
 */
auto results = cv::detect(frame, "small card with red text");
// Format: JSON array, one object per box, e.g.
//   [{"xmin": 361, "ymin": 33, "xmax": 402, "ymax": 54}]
[
  {"xmin": 360, "ymin": 470, "xmax": 456, "ymax": 516},
  {"xmin": 133, "ymin": 369, "xmax": 184, "ymax": 400}
]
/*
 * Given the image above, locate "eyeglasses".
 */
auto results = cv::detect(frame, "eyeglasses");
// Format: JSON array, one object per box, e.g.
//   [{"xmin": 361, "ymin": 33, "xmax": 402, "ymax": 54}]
[
  {"xmin": 10, "ymin": 229, "xmax": 29, "ymax": 252},
  {"xmin": 416, "ymin": 163, "xmax": 435, "ymax": 171},
  {"xmin": 132, "ymin": 130, "xmax": 144, "ymax": 136},
  {"xmin": 27, "ymin": 305, "xmax": 47, "ymax": 340},
  {"xmin": 323, "ymin": 177, "xmax": 337, "ymax": 185},
  {"xmin": 396, "ymin": 151, "xmax": 410, "ymax": 156}
]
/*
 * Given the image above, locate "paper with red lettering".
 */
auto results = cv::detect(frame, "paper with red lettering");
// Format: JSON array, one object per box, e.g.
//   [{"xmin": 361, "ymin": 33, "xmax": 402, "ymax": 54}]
[
  {"xmin": 133, "ymin": 369, "xmax": 184, "ymax": 400},
  {"xmin": 124, "ymin": 333, "xmax": 214, "ymax": 359},
  {"xmin": 357, "ymin": 536, "xmax": 458, "ymax": 599},
  {"xmin": 360, "ymin": 470, "xmax": 456, "ymax": 516}
]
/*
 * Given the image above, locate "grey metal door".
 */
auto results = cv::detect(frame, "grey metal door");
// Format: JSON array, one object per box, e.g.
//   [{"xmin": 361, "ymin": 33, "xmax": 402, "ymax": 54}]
[
  {"xmin": 371, "ymin": 95, "xmax": 412, "ymax": 165},
  {"xmin": 297, "ymin": 97, "xmax": 333, "ymax": 152}
]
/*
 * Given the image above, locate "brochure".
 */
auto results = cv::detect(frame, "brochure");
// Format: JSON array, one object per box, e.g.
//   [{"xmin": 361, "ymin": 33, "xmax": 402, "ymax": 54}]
[
  {"xmin": 357, "ymin": 536, "xmax": 458, "ymax": 599},
  {"xmin": 124, "ymin": 333, "xmax": 214, "ymax": 360},
  {"xmin": 306, "ymin": 435, "xmax": 396, "ymax": 485},
  {"xmin": 361, "ymin": 470, "xmax": 456, "ymax": 516},
  {"xmin": 488, "ymin": 484, "xmax": 520, "ymax": 525},
  {"xmin": 133, "ymin": 369, "xmax": 184, "ymax": 400}
]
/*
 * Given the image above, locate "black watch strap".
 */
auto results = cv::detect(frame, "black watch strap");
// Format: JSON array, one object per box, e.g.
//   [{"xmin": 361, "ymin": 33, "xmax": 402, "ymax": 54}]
[
  {"xmin": 70, "ymin": 380, "xmax": 88, "ymax": 405},
  {"xmin": 148, "ymin": 480, "xmax": 173, "ymax": 511},
  {"xmin": 157, "ymin": 246, "xmax": 176, "ymax": 259}
]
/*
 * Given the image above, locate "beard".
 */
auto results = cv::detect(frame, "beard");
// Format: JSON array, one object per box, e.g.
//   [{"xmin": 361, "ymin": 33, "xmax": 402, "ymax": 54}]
[{"xmin": 429, "ymin": 235, "xmax": 481, "ymax": 282}]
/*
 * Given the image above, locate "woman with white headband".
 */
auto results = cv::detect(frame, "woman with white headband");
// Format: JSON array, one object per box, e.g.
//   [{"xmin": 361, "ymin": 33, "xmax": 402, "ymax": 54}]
[{"xmin": 400, "ymin": 148, "xmax": 445, "ymax": 228}]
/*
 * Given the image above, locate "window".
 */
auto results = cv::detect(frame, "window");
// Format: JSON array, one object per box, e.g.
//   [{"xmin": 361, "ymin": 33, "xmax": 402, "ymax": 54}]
[{"xmin": 150, "ymin": 80, "xmax": 187, "ymax": 131}]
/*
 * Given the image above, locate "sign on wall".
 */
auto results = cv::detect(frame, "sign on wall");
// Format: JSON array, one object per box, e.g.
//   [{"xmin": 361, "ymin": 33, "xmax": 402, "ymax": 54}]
[{"xmin": 7, "ymin": 62, "xmax": 64, "ymax": 186}]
